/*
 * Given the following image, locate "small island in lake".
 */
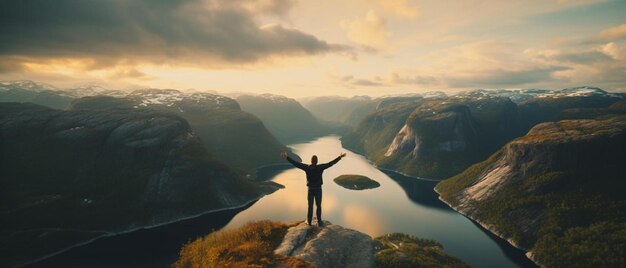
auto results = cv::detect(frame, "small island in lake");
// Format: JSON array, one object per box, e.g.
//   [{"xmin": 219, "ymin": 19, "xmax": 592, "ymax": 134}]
[{"xmin": 334, "ymin": 174, "xmax": 380, "ymax": 190}]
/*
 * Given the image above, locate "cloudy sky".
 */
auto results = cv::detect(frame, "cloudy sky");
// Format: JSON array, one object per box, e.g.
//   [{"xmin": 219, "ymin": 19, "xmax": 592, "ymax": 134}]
[{"xmin": 1, "ymin": 0, "xmax": 625, "ymax": 97}]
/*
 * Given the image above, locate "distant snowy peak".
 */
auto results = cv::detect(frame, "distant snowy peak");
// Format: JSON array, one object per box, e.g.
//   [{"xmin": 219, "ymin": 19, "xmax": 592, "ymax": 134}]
[
  {"xmin": 422, "ymin": 91, "xmax": 447, "ymax": 98},
  {"xmin": 526, "ymin": 86, "xmax": 621, "ymax": 99},
  {"xmin": 0, "ymin": 80, "xmax": 58, "ymax": 92},
  {"xmin": 0, "ymin": 80, "xmax": 126, "ymax": 98},
  {"xmin": 257, "ymin": 93, "xmax": 295, "ymax": 103},
  {"xmin": 128, "ymin": 88, "xmax": 238, "ymax": 109},
  {"xmin": 455, "ymin": 86, "xmax": 622, "ymax": 103},
  {"xmin": 67, "ymin": 84, "xmax": 126, "ymax": 98}
]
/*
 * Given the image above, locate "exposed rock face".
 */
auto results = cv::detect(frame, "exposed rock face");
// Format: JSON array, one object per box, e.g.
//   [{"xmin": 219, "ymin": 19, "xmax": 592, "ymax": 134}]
[
  {"xmin": 345, "ymin": 88, "xmax": 622, "ymax": 179},
  {"xmin": 275, "ymin": 222, "xmax": 375, "ymax": 268},
  {"xmin": 386, "ymin": 105, "xmax": 478, "ymax": 157},
  {"xmin": 68, "ymin": 89, "xmax": 295, "ymax": 175},
  {"xmin": 459, "ymin": 116, "xmax": 626, "ymax": 206},
  {"xmin": 0, "ymin": 103, "xmax": 279, "ymax": 267},
  {"xmin": 436, "ymin": 115, "xmax": 626, "ymax": 267},
  {"xmin": 345, "ymin": 96, "xmax": 519, "ymax": 179}
]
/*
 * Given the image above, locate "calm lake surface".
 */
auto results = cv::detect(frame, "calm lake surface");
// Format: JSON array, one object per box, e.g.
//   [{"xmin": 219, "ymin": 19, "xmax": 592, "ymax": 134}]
[{"xmin": 30, "ymin": 136, "xmax": 535, "ymax": 268}]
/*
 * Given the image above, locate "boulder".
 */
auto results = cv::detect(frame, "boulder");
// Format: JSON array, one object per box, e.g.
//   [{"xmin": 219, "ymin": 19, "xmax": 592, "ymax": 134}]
[{"xmin": 275, "ymin": 222, "xmax": 375, "ymax": 268}]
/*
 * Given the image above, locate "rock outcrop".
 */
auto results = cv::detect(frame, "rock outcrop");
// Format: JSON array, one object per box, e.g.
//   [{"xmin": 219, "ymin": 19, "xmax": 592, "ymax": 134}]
[
  {"xmin": 273, "ymin": 221, "xmax": 469, "ymax": 268},
  {"xmin": 275, "ymin": 222, "xmax": 375, "ymax": 268}
]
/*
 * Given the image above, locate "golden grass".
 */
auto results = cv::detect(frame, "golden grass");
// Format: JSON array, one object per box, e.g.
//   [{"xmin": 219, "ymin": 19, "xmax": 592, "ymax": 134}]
[{"xmin": 173, "ymin": 220, "xmax": 312, "ymax": 268}]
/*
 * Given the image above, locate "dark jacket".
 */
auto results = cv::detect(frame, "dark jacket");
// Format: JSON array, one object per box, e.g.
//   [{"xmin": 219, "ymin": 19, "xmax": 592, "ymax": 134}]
[{"xmin": 286, "ymin": 156, "xmax": 341, "ymax": 188}]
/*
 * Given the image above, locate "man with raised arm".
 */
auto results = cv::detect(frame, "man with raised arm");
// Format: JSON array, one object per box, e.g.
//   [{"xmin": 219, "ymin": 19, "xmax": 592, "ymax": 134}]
[{"xmin": 281, "ymin": 151, "xmax": 346, "ymax": 227}]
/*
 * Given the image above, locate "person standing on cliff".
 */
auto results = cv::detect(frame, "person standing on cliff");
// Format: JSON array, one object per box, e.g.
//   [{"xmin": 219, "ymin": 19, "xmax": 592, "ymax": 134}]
[{"xmin": 281, "ymin": 151, "xmax": 346, "ymax": 227}]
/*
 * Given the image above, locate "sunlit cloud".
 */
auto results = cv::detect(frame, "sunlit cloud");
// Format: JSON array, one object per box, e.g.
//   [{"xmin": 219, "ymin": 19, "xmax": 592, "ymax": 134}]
[
  {"xmin": 0, "ymin": 0, "xmax": 350, "ymax": 69},
  {"xmin": 596, "ymin": 23, "xmax": 626, "ymax": 42},
  {"xmin": 341, "ymin": 10, "xmax": 391, "ymax": 52},
  {"xmin": 0, "ymin": 0, "xmax": 624, "ymax": 95},
  {"xmin": 368, "ymin": 0, "xmax": 419, "ymax": 19}
]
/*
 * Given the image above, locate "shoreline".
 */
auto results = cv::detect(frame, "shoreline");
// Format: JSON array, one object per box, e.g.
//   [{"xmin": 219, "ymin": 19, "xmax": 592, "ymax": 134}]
[
  {"xmin": 339, "ymin": 136, "xmax": 538, "ymax": 266},
  {"xmin": 18, "ymin": 191, "xmax": 276, "ymax": 268},
  {"xmin": 433, "ymin": 187, "xmax": 541, "ymax": 267}
]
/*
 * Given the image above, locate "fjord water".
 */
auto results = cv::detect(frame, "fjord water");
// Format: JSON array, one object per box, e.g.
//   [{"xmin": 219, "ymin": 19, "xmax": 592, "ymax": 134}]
[
  {"xmin": 224, "ymin": 136, "xmax": 533, "ymax": 267},
  {"xmin": 30, "ymin": 136, "xmax": 533, "ymax": 268}
]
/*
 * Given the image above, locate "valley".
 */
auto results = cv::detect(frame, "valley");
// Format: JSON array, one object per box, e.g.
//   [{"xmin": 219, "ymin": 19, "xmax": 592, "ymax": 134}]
[{"xmin": 2, "ymin": 81, "xmax": 625, "ymax": 267}]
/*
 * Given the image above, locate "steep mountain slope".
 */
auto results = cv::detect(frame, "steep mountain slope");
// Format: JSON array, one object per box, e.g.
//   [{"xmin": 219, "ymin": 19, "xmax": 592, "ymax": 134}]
[
  {"xmin": 68, "ymin": 90, "xmax": 296, "ymax": 175},
  {"xmin": 0, "ymin": 103, "xmax": 280, "ymax": 267},
  {"xmin": 344, "ymin": 87, "xmax": 622, "ymax": 179},
  {"xmin": 300, "ymin": 95, "xmax": 373, "ymax": 126},
  {"xmin": 343, "ymin": 95, "xmax": 521, "ymax": 179},
  {"xmin": 436, "ymin": 115, "xmax": 626, "ymax": 267},
  {"xmin": 236, "ymin": 94, "xmax": 329, "ymax": 143},
  {"xmin": 517, "ymin": 87, "xmax": 621, "ymax": 130}
]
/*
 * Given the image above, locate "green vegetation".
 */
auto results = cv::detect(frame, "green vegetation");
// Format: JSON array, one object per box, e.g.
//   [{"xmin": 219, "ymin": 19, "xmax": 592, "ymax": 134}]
[
  {"xmin": 374, "ymin": 233, "xmax": 470, "ymax": 268},
  {"xmin": 174, "ymin": 221, "xmax": 312, "ymax": 268},
  {"xmin": 518, "ymin": 95, "xmax": 620, "ymax": 130},
  {"xmin": 435, "ymin": 116, "xmax": 626, "ymax": 267},
  {"xmin": 344, "ymin": 96, "xmax": 521, "ymax": 179},
  {"xmin": 333, "ymin": 174, "xmax": 380, "ymax": 190}
]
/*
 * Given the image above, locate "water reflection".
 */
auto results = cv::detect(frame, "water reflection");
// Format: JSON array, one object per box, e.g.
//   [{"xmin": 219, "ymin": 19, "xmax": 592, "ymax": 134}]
[
  {"xmin": 224, "ymin": 136, "xmax": 533, "ymax": 268},
  {"xmin": 381, "ymin": 170, "xmax": 450, "ymax": 211},
  {"xmin": 29, "ymin": 135, "xmax": 535, "ymax": 268}
]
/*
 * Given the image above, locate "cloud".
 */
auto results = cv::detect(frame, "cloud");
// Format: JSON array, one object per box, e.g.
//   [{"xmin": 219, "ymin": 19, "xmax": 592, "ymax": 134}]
[
  {"xmin": 369, "ymin": 0, "xmax": 419, "ymax": 19},
  {"xmin": 0, "ymin": 0, "xmax": 349, "ymax": 70},
  {"xmin": 602, "ymin": 42, "xmax": 626, "ymax": 60},
  {"xmin": 550, "ymin": 51, "xmax": 613, "ymax": 64},
  {"xmin": 332, "ymin": 74, "xmax": 384, "ymax": 87},
  {"xmin": 390, "ymin": 73, "xmax": 439, "ymax": 85},
  {"xmin": 108, "ymin": 68, "xmax": 153, "ymax": 80},
  {"xmin": 596, "ymin": 23, "xmax": 626, "ymax": 42},
  {"xmin": 447, "ymin": 67, "xmax": 567, "ymax": 87},
  {"xmin": 528, "ymin": 42, "xmax": 626, "ymax": 86},
  {"xmin": 353, "ymin": 79, "xmax": 383, "ymax": 86},
  {"xmin": 230, "ymin": 0, "xmax": 297, "ymax": 16},
  {"xmin": 341, "ymin": 10, "xmax": 390, "ymax": 52},
  {"xmin": 0, "ymin": 57, "xmax": 25, "ymax": 74}
]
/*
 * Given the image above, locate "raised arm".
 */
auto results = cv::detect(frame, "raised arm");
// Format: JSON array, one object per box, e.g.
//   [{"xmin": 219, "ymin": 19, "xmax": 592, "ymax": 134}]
[
  {"xmin": 282, "ymin": 151, "xmax": 308, "ymax": 170},
  {"xmin": 319, "ymin": 153, "xmax": 346, "ymax": 169}
]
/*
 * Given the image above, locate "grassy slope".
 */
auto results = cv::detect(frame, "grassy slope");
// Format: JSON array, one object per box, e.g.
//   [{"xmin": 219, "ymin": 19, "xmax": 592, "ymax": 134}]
[{"xmin": 174, "ymin": 221, "xmax": 311, "ymax": 268}]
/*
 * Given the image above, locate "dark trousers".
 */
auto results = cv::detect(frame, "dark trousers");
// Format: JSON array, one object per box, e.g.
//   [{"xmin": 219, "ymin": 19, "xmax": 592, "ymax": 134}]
[{"xmin": 307, "ymin": 187, "xmax": 322, "ymax": 224}]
